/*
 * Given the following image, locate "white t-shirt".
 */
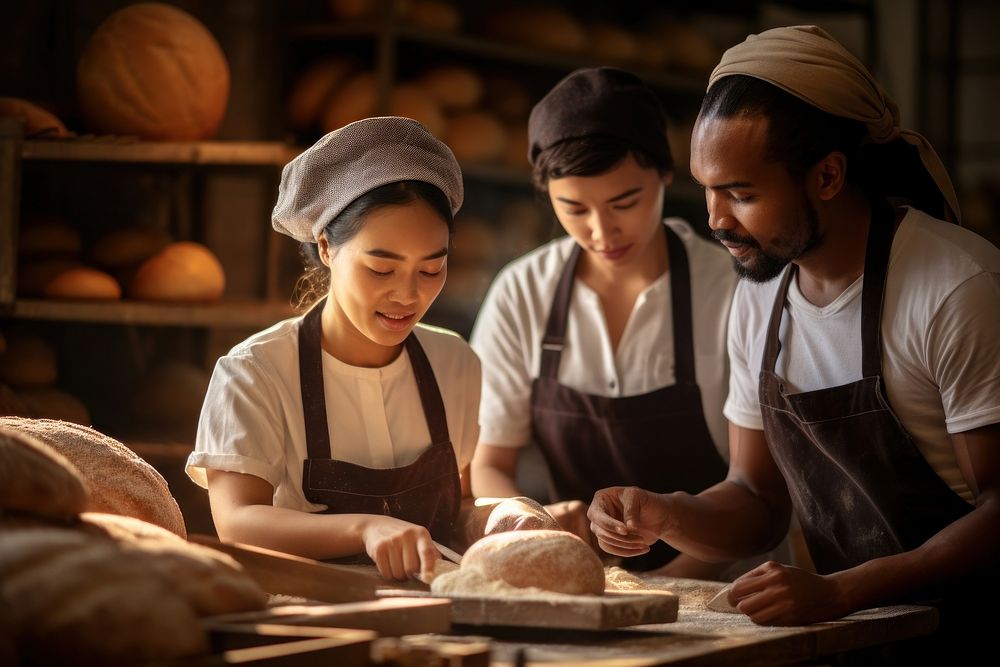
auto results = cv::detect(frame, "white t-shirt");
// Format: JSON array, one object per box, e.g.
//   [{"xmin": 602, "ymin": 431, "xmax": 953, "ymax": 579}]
[
  {"xmin": 186, "ymin": 318, "xmax": 481, "ymax": 513},
  {"xmin": 471, "ymin": 218, "xmax": 737, "ymax": 457},
  {"xmin": 725, "ymin": 207, "xmax": 1000, "ymax": 502}
]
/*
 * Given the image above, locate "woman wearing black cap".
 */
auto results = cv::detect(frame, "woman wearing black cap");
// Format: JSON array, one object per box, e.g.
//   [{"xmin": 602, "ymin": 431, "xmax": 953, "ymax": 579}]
[
  {"xmin": 186, "ymin": 117, "xmax": 550, "ymax": 582},
  {"xmin": 469, "ymin": 68, "xmax": 741, "ymax": 575}
]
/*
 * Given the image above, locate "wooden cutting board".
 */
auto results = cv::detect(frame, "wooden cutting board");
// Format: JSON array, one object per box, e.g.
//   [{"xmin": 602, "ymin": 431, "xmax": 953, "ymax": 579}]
[
  {"xmin": 204, "ymin": 597, "xmax": 452, "ymax": 636},
  {"xmin": 377, "ymin": 588, "xmax": 679, "ymax": 631}
]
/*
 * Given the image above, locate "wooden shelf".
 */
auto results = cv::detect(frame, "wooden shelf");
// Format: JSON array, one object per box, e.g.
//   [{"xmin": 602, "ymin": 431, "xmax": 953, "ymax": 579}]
[
  {"xmin": 5, "ymin": 299, "xmax": 297, "ymax": 328},
  {"xmin": 21, "ymin": 138, "xmax": 300, "ymax": 167},
  {"xmin": 287, "ymin": 22, "xmax": 707, "ymax": 93}
]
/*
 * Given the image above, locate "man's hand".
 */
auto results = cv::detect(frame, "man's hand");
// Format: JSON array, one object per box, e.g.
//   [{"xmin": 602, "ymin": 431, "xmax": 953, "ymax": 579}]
[
  {"xmin": 588, "ymin": 486, "xmax": 672, "ymax": 556},
  {"xmin": 729, "ymin": 561, "xmax": 848, "ymax": 625}
]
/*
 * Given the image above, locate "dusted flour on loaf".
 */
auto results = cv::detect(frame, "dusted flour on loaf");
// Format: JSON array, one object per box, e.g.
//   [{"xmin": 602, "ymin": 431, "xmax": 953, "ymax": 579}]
[{"xmin": 457, "ymin": 529, "xmax": 605, "ymax": 595}]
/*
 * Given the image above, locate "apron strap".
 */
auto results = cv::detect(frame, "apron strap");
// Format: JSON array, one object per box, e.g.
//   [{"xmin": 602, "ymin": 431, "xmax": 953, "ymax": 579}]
[
  {"xmin": 539, "ymin": 225, "xmax": 691, "ymax": 380},
  {"xmin": 761, "ymin": 266, "xmax": 796, "ymax": 373},
  {"xmin": 299, "ymin": 298, "xmax": 331, "ymax": 460},
  {"xmin": 664, "ymin": 224, "xmax": 696, "ymax": 383},
  {"xmin": 861, "ymin": 198, "xmax": 896, "ymax": 379},
  {"xmin": 404, "ymin": 334, "xmax": 451, "ymax": 445},
  {"xmin": 761, "ymin": 198, "xmax": 897, "ymax": 376},
  {"xmin": 539, "ymin": 244, "xmax": 582, "ymax": 379},
  {"xmin": 297, "ymin": 297, "xmax": 451, "ymax": 459}
]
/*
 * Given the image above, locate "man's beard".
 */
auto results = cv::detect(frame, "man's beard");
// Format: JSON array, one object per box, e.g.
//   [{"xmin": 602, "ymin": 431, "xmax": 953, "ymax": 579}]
[{"xmin": 712, "ymin": 201, "xmax": 821, "ymax": 283}]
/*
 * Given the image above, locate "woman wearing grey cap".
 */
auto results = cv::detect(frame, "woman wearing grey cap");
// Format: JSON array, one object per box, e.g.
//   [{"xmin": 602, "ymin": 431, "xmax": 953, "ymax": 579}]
[
  {"xmin": 470, "ymin": 67, "xmax": 743, "ymax": 577},
  {"xmin": 186, "ymin": 117, "xmax": 537, "ymax": 581}
]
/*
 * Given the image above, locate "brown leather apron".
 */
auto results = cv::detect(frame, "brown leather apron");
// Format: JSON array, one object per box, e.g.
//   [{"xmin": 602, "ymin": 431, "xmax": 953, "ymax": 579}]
[
  {"xmin": 758, "ymin": 200, "xmax": 995, "ymax": 658},
  {"xmin": 297, "ymin": 299, "xmax": 461, "ymax": 558},
  {"xmin": 530, "ymin": 225, "xmax": 728, "ymax": 570}
]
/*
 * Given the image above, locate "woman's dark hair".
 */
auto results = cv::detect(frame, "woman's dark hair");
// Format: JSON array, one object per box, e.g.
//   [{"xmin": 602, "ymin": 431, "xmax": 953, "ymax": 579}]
[
  {"xmin": 294, "ymin": 180, "xmax": 453, "ymax": 309},
  {"xmin": 531, "ymin": 134, "xmax": 673, "ymax": 192},
  {"xmin": 699, "ymin": 75, "xmax": 870, "ymax": 186}
]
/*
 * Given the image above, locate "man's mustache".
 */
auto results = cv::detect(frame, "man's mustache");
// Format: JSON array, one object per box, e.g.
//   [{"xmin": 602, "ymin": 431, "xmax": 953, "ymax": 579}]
[{"xmin": 712, "ymin": 230, "xmax": 759, "ymax": 248}]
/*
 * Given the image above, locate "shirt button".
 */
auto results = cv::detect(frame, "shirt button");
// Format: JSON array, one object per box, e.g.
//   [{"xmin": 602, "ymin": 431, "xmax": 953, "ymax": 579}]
[{"xmin": 609, "ymin": 380, "xmax": 616, "ymax": 390}]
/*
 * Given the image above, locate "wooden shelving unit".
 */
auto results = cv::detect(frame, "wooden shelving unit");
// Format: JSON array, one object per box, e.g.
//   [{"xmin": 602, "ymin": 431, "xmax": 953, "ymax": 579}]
[{"xmin": 10, "ymin": 299, "xmax": 295, "ymax": 328}]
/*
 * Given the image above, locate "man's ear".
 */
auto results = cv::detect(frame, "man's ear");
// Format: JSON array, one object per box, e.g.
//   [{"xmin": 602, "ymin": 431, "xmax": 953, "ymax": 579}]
[{"xmin": 812, "ymin": 151, "xmax": 847, "ymax": 201}]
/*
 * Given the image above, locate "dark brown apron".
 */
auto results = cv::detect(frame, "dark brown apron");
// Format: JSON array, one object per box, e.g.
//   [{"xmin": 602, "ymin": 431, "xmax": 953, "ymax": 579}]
[
  {"xmin": 530, "ymin": 225, "xmax": 728, "ymax": 571},
  {"xmin": 297, "ymin": 299, "xmax": 461, "ymax": 558},
  {"xmin": 759, "ymin": 200, "xmax": 995, "ymax": 659}
]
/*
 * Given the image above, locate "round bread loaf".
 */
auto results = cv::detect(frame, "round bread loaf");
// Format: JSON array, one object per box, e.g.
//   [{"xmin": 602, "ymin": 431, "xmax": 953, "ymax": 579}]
[
  {"xmin": 16, "ymin": 258, "xmax": 84, "ymax": 297},
  {"xmin": 17, "ymin": 387, "xmax": 91, "ymax": 425},
  {"xmin": 76, "ymin": 3, "xmax": 229, "ymax": 140},
  {"xmin": 404, "ymin": 0, "xmax": 461, "ymax": 32},
  {"xmin": 0, "ymin": 382, "xmax": 31, "ymax": 418},
  {"xmin": 17, "ymin": 215, "xmax": 81, "ymax": 257},
  {"xmin": 0, "ymin": 332, "xmax": 57, "ymax": 388},
  {"xmin": 444, "ymin": 111, "xmax": 506, "ymax": 163},
  {"xmin": 0, "ymin": 425, "xmax": 89, "ymax": 521},
  {"xmin": 0, "ymin": 523, "xmax": 267, "ymax": 666},
  {"xmin": 0, "ymin": 417, "xmax": 187, "ymax": 537},
  {"xmin": 287, "ymin": 56, "xmax": 356, "ymax": 129},
  {"xmin": 0, "ymin": 97, "xmax": 69, "ymax": 137},
  {"xmin": 483, "ymin": 75, "xmax": 531, "ymax": 121},
  {"xmin": 129, "ymin": 241, "xmax": 225, "ymax": 302},
  {"xmin": 43, "ymin": 266, "xmax": 122, "ymax": 300},
  {"xmin": 462, "ymin": 530, "xmax": 605, "ymax": 595},
  {"xmin": 483, "ymin": 7, "xmax": 586, "ymax": 53},
  {"xmin": 587, "ymin": 23, "xmax": 641, "ymax": 62},
  {"xmin": 417, "ymin": 65, "xmax": 483, "ymax": 110},
  {"xmin": 90, "ymin": 226, "xmax": 172, "ymax": 271},
  {"xmin": 131, "ymin": 361, "xmax": 210, "ymax": 439},
  {"xmin": 391, "ymin": 83, "xmax": 446, "ymax": 137},
  {"xmin": 321, "ymin": 71, "xmax": 377, "ymax": 132}
]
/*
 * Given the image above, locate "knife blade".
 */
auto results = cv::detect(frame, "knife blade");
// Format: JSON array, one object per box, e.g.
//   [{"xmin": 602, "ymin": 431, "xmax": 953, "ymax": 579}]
[{"xmin": 432, "ymin": 540, "xmax": 463, "ymax": 565}]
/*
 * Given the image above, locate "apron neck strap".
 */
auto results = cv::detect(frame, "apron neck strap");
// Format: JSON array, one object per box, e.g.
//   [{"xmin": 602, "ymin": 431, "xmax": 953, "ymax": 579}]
[
  {"xmin": 761, "ymin": 199, "xmax": 897, "ymax": 376},
  {"xmin": 539, "ymin": 224, "xmax": 695, "ymax": 382},
  {"xmin": 297, "ymin": 298, "xmax": 451, "ymax": 460}
]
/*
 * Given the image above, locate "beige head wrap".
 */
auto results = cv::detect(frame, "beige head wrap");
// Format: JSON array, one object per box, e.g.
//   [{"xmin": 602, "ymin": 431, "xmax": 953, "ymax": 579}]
[{"xmin": 709, "ymin": 25, "xmax": 960, "ymax": 223}]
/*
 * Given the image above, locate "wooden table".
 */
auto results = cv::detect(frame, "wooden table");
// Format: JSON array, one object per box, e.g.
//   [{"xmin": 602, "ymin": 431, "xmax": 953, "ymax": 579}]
[{"xmin": 359, "ymin": 569, "xmax": 939, "ymax": 667}]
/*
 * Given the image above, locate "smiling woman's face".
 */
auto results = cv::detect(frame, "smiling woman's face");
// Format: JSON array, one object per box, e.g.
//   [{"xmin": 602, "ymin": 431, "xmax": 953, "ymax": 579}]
[
  {"xmin": 320, "ymin": 198, "xmax": 449, "ymax": 359},
  {"xmin": 546, "ymin": 153, "xmax": 668, "ymax": 271}
]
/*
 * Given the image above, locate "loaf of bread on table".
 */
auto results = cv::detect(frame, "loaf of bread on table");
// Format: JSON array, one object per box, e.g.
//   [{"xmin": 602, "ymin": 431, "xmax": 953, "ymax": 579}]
[
  {"xmin": 0, "ymin": 518, "xmax": 267, "ymax": 667},
  {"xmin": 0, "ymin": 425, "xmax": 89, "ymax": 521},
  {"xmin": 461, "ymin": 529, "xmax": 605, "ymax": 595},
  {"xmin": 0, "ymin": 416, "xmax": 186, "ymax": 537}
]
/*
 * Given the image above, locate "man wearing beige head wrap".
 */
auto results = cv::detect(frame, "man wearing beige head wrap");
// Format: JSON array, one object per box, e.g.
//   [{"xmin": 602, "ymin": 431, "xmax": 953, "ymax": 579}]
[{"xmin": 589, "ymin": 25, "xmax": 999, "ymax": 659}]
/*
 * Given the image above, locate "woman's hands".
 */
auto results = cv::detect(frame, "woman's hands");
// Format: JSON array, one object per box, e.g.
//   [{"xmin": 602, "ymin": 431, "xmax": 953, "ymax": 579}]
[{"xmin": 361, "ymin": 515, "xmax": 440, "ymax": 581}]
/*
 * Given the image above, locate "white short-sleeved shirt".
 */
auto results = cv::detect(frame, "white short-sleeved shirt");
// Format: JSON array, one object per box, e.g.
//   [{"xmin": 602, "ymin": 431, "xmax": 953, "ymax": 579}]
[
  {"xmin": 471, "ymin": 218, "xmax": 738, "ymax": 458},
  {"xmin": 725, "ymin": 207, "xmax": 1000, "ymax": 502},
  {"xmin": 186, "ymin": 318, "xmax": 481, "ymax": 512}
]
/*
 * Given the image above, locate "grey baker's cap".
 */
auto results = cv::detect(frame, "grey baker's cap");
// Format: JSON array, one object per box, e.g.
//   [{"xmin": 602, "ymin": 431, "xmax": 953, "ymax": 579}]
[{"xmin": 272, "ymin": 116, "xmax": 464, "ymax": 243}]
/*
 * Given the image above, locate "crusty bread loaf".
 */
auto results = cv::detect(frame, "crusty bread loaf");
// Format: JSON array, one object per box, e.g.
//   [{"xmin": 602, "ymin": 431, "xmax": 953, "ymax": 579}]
[
  {"xmin": 17, "ymin": 215, "xmax": 81, "ymax": 257},
  {"xmin": 0, "ymin": 97, "xmax": 69, "ymax": 137},
  {"xmin": 42, "ymin": 266, "xmax": 122, "ymax": 300},
  {"xmin": 89, "ymin": 225, "xmax": 172, "ymax": 271},
  {"xmin": 483, "ymin": 7, "xmax": 586, "ymax": 53},
  {"xmin": 17, "ymin": 387, "xmax": 91, "ymax": 425},
  {"xmin": 287, "ymin": 56, "xmax": 357, "ymax": 130},
  {"xmin": 417, "ymin": 66, "xmax": 483, "ymax": 110},
  {"xmin": 0, "ymin": 332, "xmax": 58, "ymax": 388},
  {"xmin": 0, "ymin": 521, "xmax": 267, "ymax": 666},
  {"xmin": 0, "ymin": 425, "xmax": 89, "ymax": 520},
  {"xmin": 76, "ymin": 3, "xmax": 229, "ymax": 140},
  {"xmin": 321, "ymin": 71, "xmax": 377, "ymax": 132},
  {"xmin": 462, "ymin": 529, "xmax": 605, "ymax": 595},
  {"xmin": 0, "ymin": 417, "xmax": 187, "ymax": 537},
  {"xmin": 131, "ymin": 361, "xmax": 210, "ymax": 439},
  {"xmin": 129, "ymin": 241, "xmax": 225, "ymax": 302},
  {"xmin": 391, "ymin": 83, "xmax": 446, "ymax": 137},
  {"xmin": 587, "ymin": 23, "xmax": 641, "ymax": 62},
  {"xmin": 16, "ymin": 258, "xmax": 85, "ymax": 297},
  {"xmin": 404, "ymin": 0, "xmax": 461, "ymax": 32},
  {"xmin": 443, "ymin": 111, "xmax": 506, "ymax": 163}
]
